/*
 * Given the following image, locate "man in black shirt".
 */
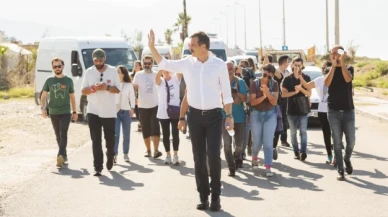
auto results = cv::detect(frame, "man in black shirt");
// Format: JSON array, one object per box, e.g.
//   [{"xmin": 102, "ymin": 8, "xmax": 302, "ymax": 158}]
[
  {"xmin": 273, "ymin": 55, "xmax": 291, "ymax": 160},
  {"xmin": 282, "ymin": 57, "xmax": 311, "ymax": 161},
  {"xmin": 324, "ymin": 45, "xmax": 355, "ymax": 181}
]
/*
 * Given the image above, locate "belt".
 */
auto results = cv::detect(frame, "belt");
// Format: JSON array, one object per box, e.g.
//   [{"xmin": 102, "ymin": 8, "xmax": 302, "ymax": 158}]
[{"xmin": 189, "ymin": 106, "xmax": 222, "ymax": 115}]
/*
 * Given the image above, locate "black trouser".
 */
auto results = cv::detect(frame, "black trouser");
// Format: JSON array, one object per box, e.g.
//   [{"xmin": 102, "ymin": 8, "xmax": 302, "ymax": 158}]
[
  {"xmin": 187, "ymin": 106, "xmax": 223, "ymax": 200},
  {"xmin": 50, "ymin": 114, "xmax": 71, "ymax": 158},
  {"xmin": 318, "ymin": 112, "xmax": 332, "ymax": 157},
  {"xmin": 159, "ymin": 118, "xmax": 179, "ymax": 152},
  {"xmin": 222, "ymin": 120, "xmax": 244, "ymax": 169},
  {"xmin": 135, "ymin": 105, "xmax": 140, "ymax": 121},
  {"xmin": 87, "ymin": 113, "xmax": 116, "ymax": 171},
  {"xmin": 273, "ymin": 101, "xmax": 288, "ymax": 148}
]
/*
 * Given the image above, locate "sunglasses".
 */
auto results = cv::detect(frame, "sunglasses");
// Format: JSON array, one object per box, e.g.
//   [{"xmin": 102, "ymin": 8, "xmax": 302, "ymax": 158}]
[
  {"xmin": 143, "ymin": 62, "xmax": 152, "ymax": 66},
  {"xmin": 100, "ymin": 73, "xmax": 103, "ymax": 82},
  {"xmin": 294, "ymin": 64, "xmax": 302, "ymax": 67},
  {"xmin": 53, "ymin": 65, "xmax": 62, "ymax": 69}
]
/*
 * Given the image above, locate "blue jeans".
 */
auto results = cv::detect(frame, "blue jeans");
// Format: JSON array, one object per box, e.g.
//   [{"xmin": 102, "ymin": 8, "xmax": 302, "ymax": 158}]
[
  {"xmin": 327, "ymin": 109, "xmax": 356, "ymax": 171},
  {"xmin": 287, "ymin": 114, "xmax": 308, "ymax": 153},
  {"xmin": 114, "ymin": 110, "xmax": 132, "ymax": 155},
  {"xmin": 250, "ymin": 108, "xmax": 277, "ymax": 165}
]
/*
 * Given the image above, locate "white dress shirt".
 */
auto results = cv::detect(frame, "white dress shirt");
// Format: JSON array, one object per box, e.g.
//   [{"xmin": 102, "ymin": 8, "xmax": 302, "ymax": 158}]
[
  {"xmin": 116, "ymin": 82, "xmax": 136, "ymax": 110},
  {"xmin": 158, "ymin": 52, "xmax": 233, "ymax": 110},
  {"xmin": 81, "ymin": 65, "xmax": 121, "ymax": 118}
]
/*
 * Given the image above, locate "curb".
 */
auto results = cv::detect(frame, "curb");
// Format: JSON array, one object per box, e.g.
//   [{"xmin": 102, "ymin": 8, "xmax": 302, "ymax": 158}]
[{"xmin": 355, "ymin": 108, "xmax": 388, "ymax": 124}]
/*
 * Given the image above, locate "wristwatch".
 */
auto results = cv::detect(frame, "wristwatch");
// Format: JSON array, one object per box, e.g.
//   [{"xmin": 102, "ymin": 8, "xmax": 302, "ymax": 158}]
[
  {"xmin": 41, "ymin": 106, "xmax": 46, "ymax": 110},
  {"xmin": 72, "ymin": 111, "xmax": 77, "ymax": 114},
  {"xmin": 179, "ymin": 117, "xmax": 185, "ymax": 121},
  {"xmin": 225, "ymin": 114, "xmax": 233, "ymax": 118}
]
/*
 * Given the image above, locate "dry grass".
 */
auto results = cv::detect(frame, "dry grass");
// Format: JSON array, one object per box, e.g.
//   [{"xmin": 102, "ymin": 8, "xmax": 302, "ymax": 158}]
[{"xmin": 0, "ymin": 87, "xmax": 34, "ymax": 100}]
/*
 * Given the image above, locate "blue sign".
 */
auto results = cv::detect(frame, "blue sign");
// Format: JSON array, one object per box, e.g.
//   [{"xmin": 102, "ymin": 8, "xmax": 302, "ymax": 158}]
[{"xmin": 282, "ymin": 45, "xmax": 288, "ymax": 51}]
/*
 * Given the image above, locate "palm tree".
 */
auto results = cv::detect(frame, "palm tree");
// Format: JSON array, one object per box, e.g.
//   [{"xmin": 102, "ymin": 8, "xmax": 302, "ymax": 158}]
[
  {"xmin": 164, "ymin": 29, "xmax": 173, "ymax": 45},
  {"xmin": 173, "ymin": 12, "xmax": 191, "ymax": 42}
]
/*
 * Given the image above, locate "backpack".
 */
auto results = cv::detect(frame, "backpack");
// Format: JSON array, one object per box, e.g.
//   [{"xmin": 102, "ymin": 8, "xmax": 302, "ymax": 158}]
[{"xmin": 233, "ymin": 76, "xmax": 250, "ymax": 104}]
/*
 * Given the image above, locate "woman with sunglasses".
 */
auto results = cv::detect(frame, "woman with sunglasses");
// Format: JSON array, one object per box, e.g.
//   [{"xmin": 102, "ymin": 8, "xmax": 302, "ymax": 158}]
[
  {"xmin": 249, "ymin": 64, "xmax": 279, "ymax": 177},
  {"xmin": 114, "ymin": 65, "xmax": 136, "ymax": 163},
  {"xmin": 131, "ymin": 60, "xmax": 143, "ymax": 132}
]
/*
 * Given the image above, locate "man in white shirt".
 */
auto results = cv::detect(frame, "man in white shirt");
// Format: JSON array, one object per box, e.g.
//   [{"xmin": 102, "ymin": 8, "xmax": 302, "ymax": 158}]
[
  {"xmin": 132, "ymin": 55, "xmax": 162, "ymax": 159},
  {"xmin": 148, "ymin": 30, "xmax": 234, "ymax": 212},
  {"xmin": 81, "ymin": 49, "xmax": 121, "ymax": 176}
]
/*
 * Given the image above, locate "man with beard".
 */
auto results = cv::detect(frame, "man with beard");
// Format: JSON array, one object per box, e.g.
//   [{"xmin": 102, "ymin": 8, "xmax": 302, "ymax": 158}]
[
  {"xmin": 81, "ymin": 49, "xmax": 121, "ymax": 176},
  {"xmin": 132, "ymin": 55, "xmax": 162, "ymax": 159},
  {"xmin": 41, "ymin": 57, "xmax": 78, "ymax": 168}
]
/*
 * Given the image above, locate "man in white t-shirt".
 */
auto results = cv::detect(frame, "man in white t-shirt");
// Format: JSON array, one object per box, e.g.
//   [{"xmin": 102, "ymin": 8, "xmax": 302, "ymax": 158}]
[
  {"xmin": 133, "ymin": 55, "xmax": 162, "ymax": 158},
  {"xmin": 81, "ymin": 49, "xmax": 121, "ymax": 176}
]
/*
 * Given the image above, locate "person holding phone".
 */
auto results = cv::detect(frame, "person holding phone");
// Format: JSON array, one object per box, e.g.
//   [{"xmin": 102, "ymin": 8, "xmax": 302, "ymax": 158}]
[
  {"xmin": 40, "ymin": 57, "xmax": 78, "ymax": 168},
  {"xmin": 281, "ymin": 57, "xmax": 311, "ymax": 161}
]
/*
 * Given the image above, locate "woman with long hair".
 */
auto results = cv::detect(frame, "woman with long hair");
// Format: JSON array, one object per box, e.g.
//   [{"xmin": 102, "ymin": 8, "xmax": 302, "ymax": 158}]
[
  {"xmin": 249, "ymin": 64, "xmax": 279, "ymax": 176},
  {"xmin": 114, "ymin": 65, "xmax": 136, "ymax": 163},
  {"xmin": 131, "ymin": 60, "xmax": 143, "ymax": 131},
  {"xmin": 247, "ymin": 57, "xmax": 257, "ymax": 72}
]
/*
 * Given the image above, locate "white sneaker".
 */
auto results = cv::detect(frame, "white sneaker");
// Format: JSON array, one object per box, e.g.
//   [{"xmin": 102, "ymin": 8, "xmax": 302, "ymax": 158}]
[
  {"xmin": 265, "ymin": 169, "xmax": 274, "ymax": 177},
  {"xmin": 164, "ymin": 155, "xmax": 172, "ymax": 164},
  {"xmin": 124, "ymin": 154, "xmax": 130, "ymax": 162},
  {"xmin": 172, "ymin": 156, "xmax": 180, "ymax": 165}
]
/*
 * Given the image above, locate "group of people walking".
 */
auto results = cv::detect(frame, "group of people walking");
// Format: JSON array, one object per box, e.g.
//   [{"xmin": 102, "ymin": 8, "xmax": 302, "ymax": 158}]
[{"xmin": 40, "ymin": 29, "xmax": 356, "ymax": 212}]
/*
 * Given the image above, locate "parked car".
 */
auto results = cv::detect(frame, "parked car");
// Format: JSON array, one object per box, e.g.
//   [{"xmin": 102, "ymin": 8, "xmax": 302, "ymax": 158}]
[{"xmin": 301, "ymin": 66, "xmax": 323, "ymax": 123}]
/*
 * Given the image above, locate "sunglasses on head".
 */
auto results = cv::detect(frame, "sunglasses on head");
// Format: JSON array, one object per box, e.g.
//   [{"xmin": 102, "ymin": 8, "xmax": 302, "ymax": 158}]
[
  {"xmin": 53, "ymin": 65, "xmax": 62, "ymax": 69},
  {"xmin": 143, "ymin": 62, "xmax": 152, "ymax": 66}
]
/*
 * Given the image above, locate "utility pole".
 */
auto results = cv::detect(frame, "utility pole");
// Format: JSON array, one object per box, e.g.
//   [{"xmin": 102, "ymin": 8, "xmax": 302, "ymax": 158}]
[
  {"xmin": 326, "ymin": 0, "xmax": 329, "ymax": 52},
  {"xmin": 282, "ymin": 0, "xmax": 286, "ymax": 46},
  {"xmin": 220, "ymin": 12, "xmax": 229, "ymax": 48},
  {"xmin": 334, "ymin": 0, "xmax": 340, "ymax": 45},
  {"xmin": 259, "ymin": 0, "xmax": 263, "ymax": 50},
  {"xmin": 236, "ymin": 2, "xmax": 247, "ymax": 50},
  {"xmin": 183, "ymin": 0, "xmax": 188, "ymax": 39},
  {"xmin": 234, "ymin": 3, "xmax": 237, "ymax": 48}
]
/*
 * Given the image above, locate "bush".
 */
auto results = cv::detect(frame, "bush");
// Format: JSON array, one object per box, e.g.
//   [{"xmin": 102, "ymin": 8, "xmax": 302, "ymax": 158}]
[
  {"xmin": 353, "ymin": 78, "xmax": 366, "ymax": 87},
  {"xmin": 7, "ymin": 87, "xmax": 34, "ymax": 98},
  {"xmin": 356, "ymin": 61, "xmax": 368, "ymax": 68},
  {"xmin": 376, "ymin": 61, "xmax": 388, "ymax": 76},
  {"xmin": 378, "ymin": 78, "xmax": 388, "ymax": 89}
]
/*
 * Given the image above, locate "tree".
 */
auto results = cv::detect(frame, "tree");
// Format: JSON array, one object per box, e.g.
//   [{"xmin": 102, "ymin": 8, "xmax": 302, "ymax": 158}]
[
  {"xmin": 164, "ymin": 29, "xmax": 173, "ymax": 45},
  {"xmin": 122, "ymin": 29, "xmax": 144, "ymax": 57},
  {"xmin": 173, "ymin": 12, "xmax": 192, "ymax": 43}
]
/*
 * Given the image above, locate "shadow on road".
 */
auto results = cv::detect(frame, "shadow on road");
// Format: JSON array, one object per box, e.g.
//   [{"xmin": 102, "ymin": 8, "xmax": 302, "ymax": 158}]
[
  {"xmin": 98, "ymin": 171, "xmax": 144, "ymax": 191},
  {"xmin": 347, "ymin": 177, "xmax": 388, "ymax": 196},
  {"xmin": 235, "ymin": 163, "xmax": 323, "ymax": 192},
  {"xmin": 169, "ymin": 161, "xmax": 195, "ymax": 176},
  {"xmin": 116, "ymin": 162, "xmax": 154, "ymax": 174},
  {"xmin": 352, "ymin": 151, "xmax": 388, "ymax": 162},
  {"xmin": 221, "ymin": 181, "xmax": 263, "ymax": 201},
  {"xmin": 52, "ymin": 165, "xmax": 90, "ymax": 179}
]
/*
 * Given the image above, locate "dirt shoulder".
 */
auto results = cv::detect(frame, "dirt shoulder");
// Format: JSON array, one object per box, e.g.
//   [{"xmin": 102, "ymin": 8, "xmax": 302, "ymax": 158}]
[{"xmin": 0, "ymin": 98, "xmax": 90, "ymax": 202}]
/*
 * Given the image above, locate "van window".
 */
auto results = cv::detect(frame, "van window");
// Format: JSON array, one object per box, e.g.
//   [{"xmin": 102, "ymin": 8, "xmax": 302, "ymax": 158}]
[
  {"xmin": 183, "ymin": 49, "xmax": 227, "ymax": 62},
  {"xmin": 82, "ymin": 48, "xmax": 137, "ymax": 71}
]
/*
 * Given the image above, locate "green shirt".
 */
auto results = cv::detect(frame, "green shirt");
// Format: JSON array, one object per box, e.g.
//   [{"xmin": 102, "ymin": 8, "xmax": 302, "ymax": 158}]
[{"xmin": 42, "ymin": 76, "xmax": 74, "ymax": 115}]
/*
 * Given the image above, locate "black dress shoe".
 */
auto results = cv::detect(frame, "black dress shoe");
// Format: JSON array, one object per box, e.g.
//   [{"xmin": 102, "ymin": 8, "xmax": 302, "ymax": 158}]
[
  {"xmin": 196, "ymin": 201, "xmax": 209, "ymax": 210},
  {"xmin": 344, "ymin": 160, "xmax": 353, "ymax": 175},
  {"xmin": 228, "ymin": 168, "xmax": 235, "ymax": 177},
  {"xmin": 210, "ymin": 198, "xmax": 221, "ymax": 211},
  {"xmin": 337, "ymin": 170, "xmax": 345, "ymax": 181}
]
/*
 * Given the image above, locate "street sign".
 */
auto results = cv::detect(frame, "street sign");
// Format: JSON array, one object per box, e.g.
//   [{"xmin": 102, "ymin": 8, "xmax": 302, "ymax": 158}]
[{"xmin": 282, "ymin": 45, "xmax": 288, "ymax": 51}]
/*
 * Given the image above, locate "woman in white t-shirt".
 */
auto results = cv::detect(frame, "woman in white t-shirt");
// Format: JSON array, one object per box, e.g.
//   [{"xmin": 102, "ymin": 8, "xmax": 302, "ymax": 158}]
[
  {"xmin": 155, "ymin": 70, "xmax": 182, "ymax": 165},
  {"xmin": 114, "ymin": 66, "xmax": 136, "ymax": 163},
  {"xmin": 300, "ymin": 61, "xmax": 333, "ymax": 164}
]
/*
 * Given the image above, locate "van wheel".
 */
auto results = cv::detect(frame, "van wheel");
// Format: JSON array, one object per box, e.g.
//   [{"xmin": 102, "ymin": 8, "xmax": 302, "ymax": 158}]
[{"xmin": 81, "ymin": 100, "xmax": 88, "ymax": 122}]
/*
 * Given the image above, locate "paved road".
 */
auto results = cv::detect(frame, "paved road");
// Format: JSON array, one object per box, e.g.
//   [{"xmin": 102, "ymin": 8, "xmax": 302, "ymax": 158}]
[{"xmin": 2, "ymin": 113, "xmax": 388, "ymax": 217}]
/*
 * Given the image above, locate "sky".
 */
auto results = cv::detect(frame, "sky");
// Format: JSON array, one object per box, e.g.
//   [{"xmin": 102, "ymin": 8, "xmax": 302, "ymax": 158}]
[{"xmin": 0, "ymin": 0, "xmax": 386, "ymax": 59}]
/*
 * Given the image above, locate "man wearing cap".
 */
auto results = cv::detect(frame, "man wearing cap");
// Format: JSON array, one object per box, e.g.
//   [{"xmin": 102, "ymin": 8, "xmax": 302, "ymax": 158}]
[{"xmin": 81, "ymin": 48, "xmax": 121, "ymax": 176}]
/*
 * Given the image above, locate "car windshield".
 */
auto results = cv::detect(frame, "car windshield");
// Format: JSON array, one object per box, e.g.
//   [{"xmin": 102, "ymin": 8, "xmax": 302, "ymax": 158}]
[
  {"xmin": 245, "ymin": 52, "xmax": 258, "ymax": 61},
  {"xmin": 267, "ymin": 52, "xmax": 302, "ymax": 64},
  {"xmin": 303, "ymin": 70, "xmax": 323, "ymax": 80},
  {"xmin": 82, "ymin": 48, "xmax": 137, "ymax": 71},
  {"xmin": 184, "ymin": 49, "xmax": 227, "ymax": 61}
]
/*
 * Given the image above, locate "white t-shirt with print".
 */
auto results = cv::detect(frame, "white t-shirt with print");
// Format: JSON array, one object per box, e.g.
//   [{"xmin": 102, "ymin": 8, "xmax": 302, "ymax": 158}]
[
  {"xmin": 81, "ymin": 65, "xmax": 121, "ymax": 118},
  {"xmin": 313, "ymin": 76, "xmax": 329, "ymax": 113},
  {"xmin": 156, "ymin": 75, "xmax": 181, "ymax": 119},
  {"xmin": 133, "ymin": 71, "xmax": 159, "ymax": 109}
]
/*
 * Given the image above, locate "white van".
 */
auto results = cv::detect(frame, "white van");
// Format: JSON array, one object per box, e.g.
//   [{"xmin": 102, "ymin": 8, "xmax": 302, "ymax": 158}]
[
  {"xmin": 181, "ymin": 34, "xmax": 228, "ymax": 61},
  {"xmin": 34, "ymin": 37, "xmax": 138, "ymax": 121},
  {"xmin": 142, "ymin": 45, "xmax": 174, "ymax": 72}
]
